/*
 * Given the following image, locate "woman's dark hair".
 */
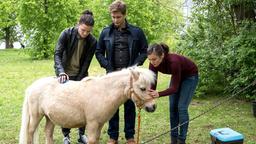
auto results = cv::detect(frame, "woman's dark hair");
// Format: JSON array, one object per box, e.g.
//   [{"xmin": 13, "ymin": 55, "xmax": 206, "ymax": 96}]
[
  {"xmin": 79, "ymin": 10, "xmax": 94, "ymax": 26},
  {"xmin": 147, "ymin": 43, "xmax": 169, "ymax": 56}
]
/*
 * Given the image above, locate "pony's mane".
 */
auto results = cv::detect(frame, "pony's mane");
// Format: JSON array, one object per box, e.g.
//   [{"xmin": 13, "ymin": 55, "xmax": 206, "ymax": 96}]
[
  {"xmin": 100, "ymin": 68, "xmax": 130, "ymax": 79},
  {"xmin": 99, "ymin": 67, "xmax": 155, "ymax": 84},
  {"xmin": 81, "ymin": 67, "xmax": 155, "ymax": 85},
  {"xmin": 81, "ymin": 76, "xmax": 97, "ymax": 82},
  {"xmin": 133, "ymin": 67, "xmax": 155, "ymax": 85}
]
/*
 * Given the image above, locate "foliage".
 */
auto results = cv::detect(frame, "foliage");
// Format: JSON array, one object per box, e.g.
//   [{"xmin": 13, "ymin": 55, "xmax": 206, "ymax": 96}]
[
  {"xmin": 81, "ymin": 0, "xmax": 112, "ymax": 39},
  {"xmin": 16, "ymin": 0, "xmax": 182, "ymax": 59},
  {"xmin": 82, "ymin": 0, "xmax": 182, "ymax": 43},
  {"xmin": 0, "ymin": 0, "xmax": 17, "ymax": 33},
  {"xmin": 124, "ymin": 0, "xmax": 181, "ymax": 43},
  {"xmin": 223, "ymin": 22, "xmax": 256, "ymax": 100},
  {"xmin": 176, "ymin": 0, "xmax": 256, "ymax": 99},
  {"xmin": 18, "ymin": 0, "xmax": 82, "ymax": 59},
  {"xmin": 0, "ymin": 0, "xmax": 19, "ymax": 48}
]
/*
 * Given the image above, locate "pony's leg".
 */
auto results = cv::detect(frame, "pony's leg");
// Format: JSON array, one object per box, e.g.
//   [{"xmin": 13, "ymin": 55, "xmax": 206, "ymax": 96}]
[
  {"xmin": 45, "ymin": 116, "xmax": 55, "ymax": 144},
  {"xmin": 86, "ymin": 122, "xmax": 103, "ymax": 144},
  {"xmin": 28, "ymin": 114, "xmax": 43, "ymax": 144}
]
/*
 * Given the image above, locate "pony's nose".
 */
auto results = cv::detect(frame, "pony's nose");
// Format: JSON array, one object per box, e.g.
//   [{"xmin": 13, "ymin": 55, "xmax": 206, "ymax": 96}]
[{"xmin": 145, "ymin": 104, "xmax": 156, "ymax": 112}]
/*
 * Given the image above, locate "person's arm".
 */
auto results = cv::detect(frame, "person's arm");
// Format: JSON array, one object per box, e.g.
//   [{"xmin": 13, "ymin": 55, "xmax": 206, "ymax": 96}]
[
  {"xmin": 148, "ymin": 64, "xmax": 160, "ymax": 98},
  {"xmin": 54, "ymin": 29, "xmax": 70, "ymax": 83},
  {"xmin": 158, "ymin": 62, "xmax": 181, "ymax": 97},
  {"xmin": 134, "ymin": 28, "xmax": 148, "ymax": 65},
  {"xmin": 149, "ymin": 64, "xmax": 158, "ymax": 90},
  {"xmin": 95, "ymin": 30, "xmax": 110, "ymax": 69},
  {"xmin": 54, "ymin": 29, "xmax": 68, "ymax": 76}
]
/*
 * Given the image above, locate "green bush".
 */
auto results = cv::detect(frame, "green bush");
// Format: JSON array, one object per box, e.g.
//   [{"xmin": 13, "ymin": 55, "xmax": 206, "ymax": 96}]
[
  {"xmin": 223, "ymin": 22, "xmax": 256, "ymax": 100},
  {"xmin": 176, "ymin": 0, "xmax": 256, "ymax": 100}
]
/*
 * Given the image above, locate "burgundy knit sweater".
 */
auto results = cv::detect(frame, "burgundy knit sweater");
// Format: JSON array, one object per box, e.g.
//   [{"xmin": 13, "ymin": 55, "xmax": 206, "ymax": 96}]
[{"xmin": 149, "ymin": 53, "xmax": 198, "ymax": 97}]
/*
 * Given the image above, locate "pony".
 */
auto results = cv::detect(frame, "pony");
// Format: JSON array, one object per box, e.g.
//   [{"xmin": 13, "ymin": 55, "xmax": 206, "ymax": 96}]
[{"xmin": 19, "ymin": 67, "xmax": 156, "ymax": 144}]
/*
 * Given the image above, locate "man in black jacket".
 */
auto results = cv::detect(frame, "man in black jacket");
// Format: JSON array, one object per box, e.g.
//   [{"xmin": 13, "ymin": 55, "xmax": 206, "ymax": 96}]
[
  {"xmin": 54, "ymin": 10, "xmax": 97, "ymax": 144},
  {"xmin": 95, "ymin": 1, "xmax": 148, "ymax": 144}
]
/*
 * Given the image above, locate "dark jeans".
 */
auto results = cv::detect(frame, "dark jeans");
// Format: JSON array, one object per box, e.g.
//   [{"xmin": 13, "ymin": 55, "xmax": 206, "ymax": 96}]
[
  {"xmin": 62, "ymin": 127, "xmax": 85, "ymax": 137},
  {"xmin": 61, "ymin": 75, "xmax": 85, "ymax": 137},
  {"xmin": 169, "ymin": 75, "xmax": 199, "ymax": 141},
  {"xmin": 108, "ymin": 99, "xmax": 136, "ymax": 140}
]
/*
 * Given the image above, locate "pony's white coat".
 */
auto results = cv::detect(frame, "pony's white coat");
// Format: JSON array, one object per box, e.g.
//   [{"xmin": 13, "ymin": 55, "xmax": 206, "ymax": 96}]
[{"xmin": 19, "ymin": 67, "xmax": 156, "ymax": 144}]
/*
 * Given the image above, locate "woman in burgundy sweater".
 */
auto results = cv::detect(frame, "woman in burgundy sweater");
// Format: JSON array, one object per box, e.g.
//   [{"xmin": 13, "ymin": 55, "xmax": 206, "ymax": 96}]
[{"xmin": 147, "ymin": 43, "xmax": 199, "ymax": 144}]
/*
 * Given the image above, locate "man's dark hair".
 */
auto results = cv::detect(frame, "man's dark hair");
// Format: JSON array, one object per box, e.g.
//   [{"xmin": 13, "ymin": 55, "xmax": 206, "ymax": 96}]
[
  {"xmin": 109, "ymin": 0, "xmax": 126, "ymax": 15},
  {"xmin": 79, "ymin": 10, "xmax": 94, "ymax": 26}
]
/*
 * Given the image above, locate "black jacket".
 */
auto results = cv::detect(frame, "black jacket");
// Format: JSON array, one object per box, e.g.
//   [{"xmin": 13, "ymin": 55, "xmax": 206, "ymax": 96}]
[
  {"xmin": 96, "ymin": 23, "xmax": 148, "ymax": 73},
  {"xmin": 54, "ymin": 26, "xmax": 97, "ymax": 80}
]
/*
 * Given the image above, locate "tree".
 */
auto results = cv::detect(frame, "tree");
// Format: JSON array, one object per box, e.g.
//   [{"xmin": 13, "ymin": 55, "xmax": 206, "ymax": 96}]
[
  {"xmin": 18, "ymin": 0, "xmax": 183, "ymax": 59},
  {"xmin": 0, "ymin": 0, "xmax": 19, "ymax": 49},
  {"xmin": 176, "ymin": 0, "xmax": 256, "ymax": 99},
  {"xmin": 18, "ymin": 0, "xmax": 82, "ymax": 59},
  {"xmin": 81, "ymin": 0, "xmax": 183, "ymax": 43},
  {"xmin": 230, "ymin": 0, "xmax": 256, "ymax": 22}
]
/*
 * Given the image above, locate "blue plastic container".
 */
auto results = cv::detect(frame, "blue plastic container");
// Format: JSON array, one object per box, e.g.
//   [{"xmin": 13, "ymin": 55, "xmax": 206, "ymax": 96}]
[{"xmin": 210, "ymin": 128, "xmax": 244, "ymax": 144}]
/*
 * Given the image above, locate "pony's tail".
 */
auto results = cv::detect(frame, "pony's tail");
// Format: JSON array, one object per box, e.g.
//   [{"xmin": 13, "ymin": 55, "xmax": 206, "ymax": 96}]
[
  {"xmin": 19, "ymin": 89, "xmax": 39, "ymax": 144},
  {"xmin": 19, "ymin": 90, "xmax": 29, "ymax": 144},
  {"xmin": 33, "ymin": 126, "xmax": 39, "ymax": 144}
]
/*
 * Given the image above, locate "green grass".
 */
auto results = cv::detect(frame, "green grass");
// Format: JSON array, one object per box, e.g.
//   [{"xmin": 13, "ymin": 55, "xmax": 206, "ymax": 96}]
[{"xmin": 0, "ymin": 49, "xmax": 255, "ymax": 144}]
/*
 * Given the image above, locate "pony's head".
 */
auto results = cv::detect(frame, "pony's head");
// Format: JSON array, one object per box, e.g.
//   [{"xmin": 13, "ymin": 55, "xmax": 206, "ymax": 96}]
[{"xmin": 128, "ymin": 67, "xmax": 157, "ymax": 112}]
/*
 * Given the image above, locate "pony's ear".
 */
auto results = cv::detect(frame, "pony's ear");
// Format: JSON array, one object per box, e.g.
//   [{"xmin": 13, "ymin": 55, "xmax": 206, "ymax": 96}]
[{"xmin": 130, "ymin": 68, "xmax": 140, "ymax": 81}]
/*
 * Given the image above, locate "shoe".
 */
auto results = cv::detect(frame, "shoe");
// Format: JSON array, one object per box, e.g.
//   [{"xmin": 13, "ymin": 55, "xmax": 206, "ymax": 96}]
[
  {"xmin": 63, "ymin": 136, "xmax": 71, "ymax": 144},
  {"xmin": 107, "ymin": 138, "xmax": 118, "ymax": 144},
  {"xmin": 126, "ymin": 138, "xmax": 136, "ymax": 144},
  {"xmin": 177, "ymin": 139, "xmax": 186, "ymax": 144},
  {"xmin": 78, "ymin": 135, "xmax": 88, "ymax": 144},
  {"xmin": 171, "ymin": 136, "xmax": 177, "ymax": 144}
]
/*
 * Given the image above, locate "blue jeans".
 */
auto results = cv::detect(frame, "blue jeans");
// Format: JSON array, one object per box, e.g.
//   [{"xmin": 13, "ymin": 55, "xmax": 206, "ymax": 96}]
[
  {"xmin": 169, "ymin": 75, "xmax": 199, "ymax": 141},
  {"xmin": 108, "ymin": 99, "xmax": 136, "ymax": 140}
]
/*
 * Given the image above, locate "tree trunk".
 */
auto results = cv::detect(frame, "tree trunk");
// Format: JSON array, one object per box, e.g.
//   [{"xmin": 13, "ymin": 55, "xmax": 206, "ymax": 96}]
[
  {"xmin": 43, "ymin": 0, "xmax": 49, "ymax": 58},
  {"xmin": 232, "ymin": 1, "xmax": 256, "ymax": 22},
  {"xmin": 4, "ymin": 27, "xmax": 13, "ymax": 49},
  {"xmin": 228, "ymin": 4, "xmax": 237, "ymax": 34}
]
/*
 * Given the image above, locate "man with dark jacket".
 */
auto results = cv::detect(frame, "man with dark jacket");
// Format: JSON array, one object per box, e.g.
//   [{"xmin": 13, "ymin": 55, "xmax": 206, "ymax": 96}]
[
  {"xmin": 95, "ymin": 1, "xmax": 148, "ymax": 144},
  {"xmin": 54, "ymin": 10, "xmax": 97, "ymax": 144}
]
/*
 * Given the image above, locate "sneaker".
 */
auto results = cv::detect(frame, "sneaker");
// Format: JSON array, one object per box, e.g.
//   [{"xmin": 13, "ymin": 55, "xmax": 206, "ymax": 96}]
[
  {"xmin": 177, "ymin": 139, "xmax": 186, "ymax": 144},
  {"xmin": 107, "ymin": 138, "xmax": 118, "ymax": 144},
  {"xmin": 78, "ymin": 135, "xmax": 88, "ymax": 144},
  {"xmin": 63, "ymin": 136, "xmax": 71, "ymax": 144},
  {"xmin": 126, "ymin": 138, "xmax": 136, "ymax": 144},
  {"xmin": 171, "ymin": 136, "xmax": 178, "ymax": 144}
]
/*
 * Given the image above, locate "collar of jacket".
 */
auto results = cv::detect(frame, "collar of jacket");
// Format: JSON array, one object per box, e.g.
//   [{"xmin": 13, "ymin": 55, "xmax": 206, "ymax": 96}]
[{"xmin": 109, "ymin": 19, "xmax": 131, "ymax": 34}]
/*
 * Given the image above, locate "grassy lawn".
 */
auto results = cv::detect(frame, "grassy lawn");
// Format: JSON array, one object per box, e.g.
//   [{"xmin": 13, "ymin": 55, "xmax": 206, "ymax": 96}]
[{"xmin": 0, "ymin": 49, "xmax": 255, "ymax": 144}]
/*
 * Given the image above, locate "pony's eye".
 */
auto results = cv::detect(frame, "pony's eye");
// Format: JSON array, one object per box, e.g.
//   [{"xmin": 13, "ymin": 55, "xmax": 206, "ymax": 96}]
[{"xmin": 140, "ymin": 87, "xmax": 146, "ymax": 91}]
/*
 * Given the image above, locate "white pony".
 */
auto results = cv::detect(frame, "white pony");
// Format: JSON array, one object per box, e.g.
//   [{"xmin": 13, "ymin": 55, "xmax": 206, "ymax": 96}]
[{"xmin": 19, "ymin": 67, "xmax": 156, "ymax": 144}]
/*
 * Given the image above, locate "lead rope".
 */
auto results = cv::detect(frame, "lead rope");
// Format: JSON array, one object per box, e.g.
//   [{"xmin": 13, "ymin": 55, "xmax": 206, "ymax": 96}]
[
  {"xmin": 136, "ymin": 108, "xmax": 142, "ymax": 144},
  {"xmin": 129, "ymin": 72, "xmax": 142, "ymax": 144},
  {"xmin": 142, "ymin": 79, "xmax": 256, "ymax": 143}
]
